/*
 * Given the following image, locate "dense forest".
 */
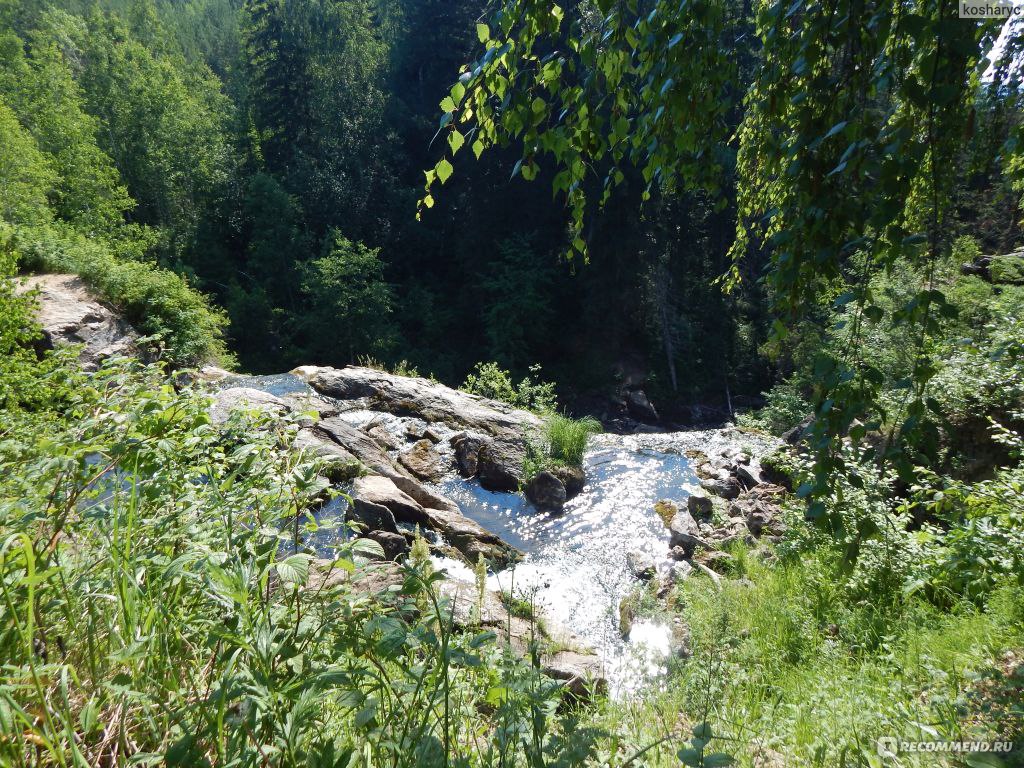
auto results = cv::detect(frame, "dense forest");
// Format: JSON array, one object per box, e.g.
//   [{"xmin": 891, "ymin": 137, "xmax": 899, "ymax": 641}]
[{"xmin": 3, "ymin": 0, "xmax": 1024, "ymax": 765}]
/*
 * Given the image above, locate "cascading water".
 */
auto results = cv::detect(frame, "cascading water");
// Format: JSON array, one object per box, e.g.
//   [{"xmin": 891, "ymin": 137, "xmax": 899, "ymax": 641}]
[
  {"xmin": 429, "ymin": 434, "xmax": 701, "ymax": 693},
  {"xmin": 228, "ymin": 373, "xmax": 757, "ymax": 694}
]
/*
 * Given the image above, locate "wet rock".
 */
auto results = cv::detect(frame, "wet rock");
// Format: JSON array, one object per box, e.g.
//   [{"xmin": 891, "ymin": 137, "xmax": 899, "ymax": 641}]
[
  {"xmin": 626, "ymin": 550, "xmax": 656, "ymax": 581},
  {"xmin": 700, "ymin": 476, "xmax": 742, "ymax": 500},
  {"xmin": 349, "ymin": 498, "xmax": 399, "ymax": 534},
  {"xmin": 398, "ymin": 439, "xmax": 443, "ymax": 482},
  {"xmin": 550, "ymin": 465, "xmax": 585, "ymax": 499},
  {"xmin": 477, "ymin": 438, "xmax": 525, "ymax": 492},
  {"xmin": 451, "ymin": 434, "xmax": 484, "ymax": 478},
  {"xmin": 365, "ymin": 424, "xmax": 400, "ymax": 451},
  {"xmin": 625, "ymin": 388, "xmax": 659, "ymax": 423},
  {"xmin": 669, "ymin": 510, "xmax": 712, "ymax": 554},
  {"xmin": 422, "ymin": 506, "xmax": 520, "ymax": 567},
  {"xmin": 352, "ymin": 475, "xmax": 430, "ymax": 526},
  {"xmin": 209, "ymin": 387, "xmax": 290, "ymax": 424},
  {"xmin": 687, "ymin": 493, "xmax": 714, "ymax": 519},
  {"xmin": 365, "ymin": 530, "xmax": 408, "ymax": 560},
  {"xmin": 525, "ymin": 471, "xmax": 567, "ymax": 512},
  {"xmin": 17, "ymin": 274, "xmax": 142, "ymax": 370}
]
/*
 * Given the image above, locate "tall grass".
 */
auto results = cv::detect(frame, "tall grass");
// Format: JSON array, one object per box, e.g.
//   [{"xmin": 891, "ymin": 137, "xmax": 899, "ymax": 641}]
[
  {"xmin": 546, "ymin": 414, "xmax": 602, "ymax": 467},
  {"xmin": 0, "ymin": 358, "xmax": 601, "ymax": 767},
  {"xmin": 523, "ymin": 414, "xmax": 602, "ymax": 481},
  {"xmin": 598, "ymin": 541, "xmax": 1024, "ymax": 766}
]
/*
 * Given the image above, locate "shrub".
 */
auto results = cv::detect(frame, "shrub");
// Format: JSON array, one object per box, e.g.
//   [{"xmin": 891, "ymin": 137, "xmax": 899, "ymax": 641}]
[
  {"xmin": 461, "ymin": 361, "xmax": 557, "ymax": 413},
  {"xmin": 0, "ymin": 232, "xmax": 76, "ymax": 410},
  {"xmin": 990, "ymin": 253, "xmax": 1024, "ymax": 284},
  {"xmin": 15, "ymin": 223, "xmax": 231, "ymax": 366},
  {"xmin": 736, "ymin": 380, "xmax": 811, "ymax": 435}
]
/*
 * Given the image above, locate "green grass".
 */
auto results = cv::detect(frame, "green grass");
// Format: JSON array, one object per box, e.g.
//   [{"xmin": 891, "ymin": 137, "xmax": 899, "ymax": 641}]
[
  {"xmin": 599, "ymin": 542, "xmax": 1024, "ymax": 767},
  {"xmin": 0, "ymin": 356, "xmax": 597, "ymax": 767},
  {"xmin": 990, "ymin": 254, "xmax": 1024, "ymax": 285},
  {"xmin": 523, "ymin": 413, "xmax": 603, "ymax": 482},
  {"xmin": 546, "ymin": 414, "xmax": 602, "ymax": 467}
]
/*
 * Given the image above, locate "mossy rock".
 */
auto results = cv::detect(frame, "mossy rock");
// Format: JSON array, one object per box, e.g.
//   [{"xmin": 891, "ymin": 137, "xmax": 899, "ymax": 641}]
[{"xmin": 654, "ymin": 499, "xmax": 679, "ymax": 528}]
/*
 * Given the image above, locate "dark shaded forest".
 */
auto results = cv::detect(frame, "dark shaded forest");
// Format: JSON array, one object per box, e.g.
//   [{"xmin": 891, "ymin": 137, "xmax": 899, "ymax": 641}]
[{"xmin": 2, "ymin": 0, "xmax": 1021, "ymax": 419}]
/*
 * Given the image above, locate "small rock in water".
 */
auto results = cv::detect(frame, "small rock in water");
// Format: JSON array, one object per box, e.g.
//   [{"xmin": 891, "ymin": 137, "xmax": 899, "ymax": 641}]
[
  {"xmin": 349, "ymin": 498, "xmax": 399, "ymax": 534},
  {"xmin": 525, "ymin": 471, "xmax": 567, "ymax": 512},
  {"xmin": 626, "ymin": 550, "xmax": 656, "ymax": 581},
  {"xmin": 550, "ymin": 465, "xmax": 585, "ymax": 499},
  {"xmin": 451, "ymin": 434, "xmax": 484, "ymax": 478},
  {"xmin": 404, "ymin": 422, "xmax": 427, "ymax": 441},
  {"xmin": 669, "ymin": 510, "xmax": 711, "ymax": 555},
  {"xmin": 398, "ymin": 439, "xmax": 443, "ymax": 482},
  {"xmin": 365, "ymin": 530, "xmax": 409, "ymax": 560},
  {"xmin": 365, "ymin": 424, "xmax": 400, "ymax": 451}
]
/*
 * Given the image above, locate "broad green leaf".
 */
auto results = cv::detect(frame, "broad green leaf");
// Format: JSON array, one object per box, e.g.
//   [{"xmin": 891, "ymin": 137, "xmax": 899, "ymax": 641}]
[
  {"xmin": 448, "ymin": 129, "xmax": 465, "ymax": 154},
  {"xmin": 436, "ymin": 158, "xmax": 454, "ymax": 184}
]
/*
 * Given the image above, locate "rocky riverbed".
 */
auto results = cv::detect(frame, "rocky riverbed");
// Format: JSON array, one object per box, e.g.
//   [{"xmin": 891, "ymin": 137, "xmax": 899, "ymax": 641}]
[{"xmin": 23, "ymin": 273, "xmax": 790, "ymax": 696}]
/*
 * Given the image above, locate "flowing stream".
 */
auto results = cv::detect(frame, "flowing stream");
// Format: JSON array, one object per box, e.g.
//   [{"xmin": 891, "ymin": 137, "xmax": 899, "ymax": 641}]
[{"xmin": 232, "ymin": 373, "xmax": 750, "ymax": 694}]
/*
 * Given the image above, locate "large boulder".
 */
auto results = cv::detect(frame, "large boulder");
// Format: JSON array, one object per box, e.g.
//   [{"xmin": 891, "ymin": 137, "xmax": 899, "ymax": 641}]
[
  {"xmin": 293, "ymin": 365, "xmax": 542, "ymax": 439},
  {"xmin": 352, "ymin": 476, "xmax": 520, "ymax": 566},
  {"xmin": 398, "ymin": 439, "xmax": 443, "ymax": 482},
  {"xmin": 208, "ymin": 387, "xmax": 290, "ymax": 424},
  {"xmin": 525, "ymin": 471, "xmax": 567, "ymax": 512},
  {"xmin": 351, "ymin": 475, "xmax": 430, "ymax": 526},
  {"xmin": 477, "ymin": 438, "xmax": 526, "ymax": 492},
  {"xmin": 17, "ymin": 274, "xmax": 140, "ymax": 370}
]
